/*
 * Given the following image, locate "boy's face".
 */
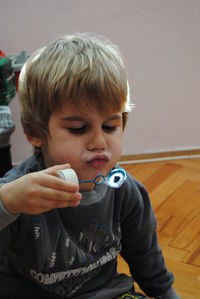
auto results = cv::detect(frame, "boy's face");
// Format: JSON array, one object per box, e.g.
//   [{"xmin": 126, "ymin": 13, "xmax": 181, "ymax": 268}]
[{"xmin": 35, "ymin": 99, "xmax": 124, "ymax": 190}]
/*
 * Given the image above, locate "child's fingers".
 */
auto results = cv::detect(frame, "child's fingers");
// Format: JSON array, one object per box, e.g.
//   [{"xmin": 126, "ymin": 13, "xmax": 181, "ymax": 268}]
[
  {"xmin": 39, "ymin": 185, "xmax": 82, "ymax": 202},
  {"xmin": 30, "ymin": 197, "xmax": 81, "ymax": 214},
  {"xmin": 31, "ymin": 172, "xmax": 79, "ymax": 192},
  {"xmin": 42, "ymin": 197, "xmax": 81, "ymax": 209}
]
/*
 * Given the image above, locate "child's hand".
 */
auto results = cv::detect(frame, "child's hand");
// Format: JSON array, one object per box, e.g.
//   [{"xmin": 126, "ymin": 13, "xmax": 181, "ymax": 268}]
[{"xmin": 0, "ymin": 164, "xmax": 82, "ymax": 215}]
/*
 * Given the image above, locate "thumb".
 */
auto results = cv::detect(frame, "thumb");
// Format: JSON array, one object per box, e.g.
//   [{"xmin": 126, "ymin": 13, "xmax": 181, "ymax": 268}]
[{"xmin": 42, "ymin": 163, "xmax": 71, "ymax": 176}]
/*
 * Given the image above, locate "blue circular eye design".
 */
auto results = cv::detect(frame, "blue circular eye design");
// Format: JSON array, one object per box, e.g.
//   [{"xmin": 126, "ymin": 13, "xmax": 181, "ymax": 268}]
[{"xmin": 79, "ymin": 168, "xmax": 127, "ymax": 189}]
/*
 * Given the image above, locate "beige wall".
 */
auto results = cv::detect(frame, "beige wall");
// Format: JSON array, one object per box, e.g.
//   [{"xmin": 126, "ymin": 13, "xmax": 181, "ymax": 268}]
[{"xmin": 1, "ymin": 0, "xmax": 200, "ymax": 164}]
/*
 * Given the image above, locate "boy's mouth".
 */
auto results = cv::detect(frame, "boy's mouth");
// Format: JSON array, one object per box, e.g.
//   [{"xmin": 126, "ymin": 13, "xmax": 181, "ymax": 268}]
[{"xmin": 87, "ymin": 155, "xmax": 110, "ymax": 168}]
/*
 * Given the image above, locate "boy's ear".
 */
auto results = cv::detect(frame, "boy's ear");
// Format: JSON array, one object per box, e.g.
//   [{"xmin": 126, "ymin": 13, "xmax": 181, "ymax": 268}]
[
  {"xmin": 26, "ymin": 135, "xmax": 43, "ymax": 147},
  {"xmin": 122, "ymin": 112, "xmax": 128, "ymax": 130}
]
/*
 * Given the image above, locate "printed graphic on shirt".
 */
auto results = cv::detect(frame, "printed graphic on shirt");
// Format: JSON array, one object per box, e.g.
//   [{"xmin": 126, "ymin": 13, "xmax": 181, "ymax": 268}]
[{"xmin": 30, "ymin": 216, "xmax": 121, "ymax": 297}]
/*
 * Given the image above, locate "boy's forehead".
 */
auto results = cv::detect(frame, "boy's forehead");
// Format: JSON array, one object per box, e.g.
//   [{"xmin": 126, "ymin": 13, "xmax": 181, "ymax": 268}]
[{"xmin": 57, "ymin": 99, "xmax": 122, "ymax": 118}]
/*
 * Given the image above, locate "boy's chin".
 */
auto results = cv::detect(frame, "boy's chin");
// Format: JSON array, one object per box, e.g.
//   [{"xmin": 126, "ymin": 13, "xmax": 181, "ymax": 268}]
[{"xmin": 79, "ymin": 182, "xmax": 95, "ymax": 192}]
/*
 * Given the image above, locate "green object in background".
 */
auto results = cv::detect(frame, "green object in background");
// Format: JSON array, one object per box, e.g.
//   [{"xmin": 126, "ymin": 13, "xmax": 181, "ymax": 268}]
[
  {"xmin": 9, "ymin": 50, "xmax": 29, "ymax": 92},
  {"xmin": 0, "ymin": 57, "xmax": 16, "ymax": 105}
]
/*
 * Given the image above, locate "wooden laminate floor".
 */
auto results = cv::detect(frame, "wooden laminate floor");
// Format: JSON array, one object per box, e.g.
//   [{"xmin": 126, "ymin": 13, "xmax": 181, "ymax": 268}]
[{"xmin": 117, "ymin": 158, "xmax": 200, "ymax": 299}]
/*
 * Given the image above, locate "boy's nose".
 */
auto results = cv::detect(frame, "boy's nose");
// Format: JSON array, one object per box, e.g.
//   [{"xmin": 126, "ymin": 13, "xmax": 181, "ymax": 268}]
[{"xmin": 87, "ymin": 130, "xmax": 106, "ymax": 151}]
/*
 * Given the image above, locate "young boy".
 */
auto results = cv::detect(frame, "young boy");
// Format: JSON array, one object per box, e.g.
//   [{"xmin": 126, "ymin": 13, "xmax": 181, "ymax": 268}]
[{"xmin": 0, "ymin": 33, "xmax": 180, "ymax": 299}]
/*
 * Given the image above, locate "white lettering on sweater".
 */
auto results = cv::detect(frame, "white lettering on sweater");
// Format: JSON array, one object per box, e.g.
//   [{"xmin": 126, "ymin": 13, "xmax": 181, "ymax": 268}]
[{"xmin": 30, "ymin": 247, "xmax": 120, "ymax": 285}]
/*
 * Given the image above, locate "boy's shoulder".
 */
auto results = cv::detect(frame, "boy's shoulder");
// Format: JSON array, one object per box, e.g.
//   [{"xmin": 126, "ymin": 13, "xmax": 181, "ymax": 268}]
[
  {"xmin": 0, "ymin": 152, "xmax": 44, "ymax": 184},
  {"xmin": 115, "ymin": 167, "xmax": 149, "ymax": 206},
  {"xmin": 120, "ymin": 167, "xmax": 145, "ymax": 195}
]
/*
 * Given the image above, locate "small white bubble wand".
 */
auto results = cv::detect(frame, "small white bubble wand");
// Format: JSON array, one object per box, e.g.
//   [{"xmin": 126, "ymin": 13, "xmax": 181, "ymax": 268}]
[{"xmin": 57, "ymin": 168, "xmax": 127, "ymax": 188}]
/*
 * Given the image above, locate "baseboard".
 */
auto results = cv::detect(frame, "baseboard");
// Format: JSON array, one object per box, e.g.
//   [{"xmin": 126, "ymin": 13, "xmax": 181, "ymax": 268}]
[{"xmin": 119, "ymin": 149, "xmax": 200, "ymax": 164}]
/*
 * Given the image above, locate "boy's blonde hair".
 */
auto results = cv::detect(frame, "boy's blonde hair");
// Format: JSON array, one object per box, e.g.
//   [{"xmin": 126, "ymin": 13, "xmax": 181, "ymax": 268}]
[{"xmin": 18, "ymin": 33, "xmax": 132, "ymax": 139}]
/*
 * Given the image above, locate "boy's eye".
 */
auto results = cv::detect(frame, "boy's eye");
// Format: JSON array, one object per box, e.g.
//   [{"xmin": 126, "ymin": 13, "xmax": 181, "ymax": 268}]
[
  {"xmin": 68, "ymin": 126, "xmax": 87, "ymax": 134},
  {"xmin": 103, "ymin": 125, "xmax": 117, "ymax": 133}
]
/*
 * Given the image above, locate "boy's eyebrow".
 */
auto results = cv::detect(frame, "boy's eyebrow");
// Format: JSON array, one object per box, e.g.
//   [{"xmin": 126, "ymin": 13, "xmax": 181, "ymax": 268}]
[
  {"xmin": 60, "ymin": 113, "xmax": 122, "ymax": 122},
  {"xmin": 106, "ymin": 114, "xmax": 122, "ymax": 121},
  {"xmin": 60, "ymin": 116, "xmax": 85, "ymax": 122}
]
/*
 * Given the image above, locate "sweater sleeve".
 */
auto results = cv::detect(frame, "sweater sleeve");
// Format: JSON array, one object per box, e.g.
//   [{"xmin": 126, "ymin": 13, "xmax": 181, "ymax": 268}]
[
  {"xmin": 156, "ymin": 287, "xmax": 181, "ymax": 299},
  {"xmin": 0, "ymin": 195, "xmax": 19, "ymax": 231},
  {"xmin": 119, "ymin": 176, "xmax": 176, "ymax": 298}
]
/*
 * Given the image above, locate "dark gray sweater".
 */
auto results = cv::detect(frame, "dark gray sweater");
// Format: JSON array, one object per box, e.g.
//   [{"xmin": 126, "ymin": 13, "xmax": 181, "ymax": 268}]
[{"xmin": 0, "ymin": 153, "xmax": 179, "ymax": 298}]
